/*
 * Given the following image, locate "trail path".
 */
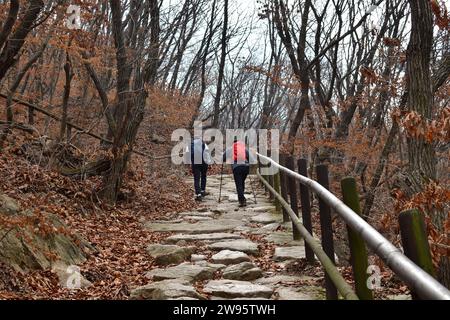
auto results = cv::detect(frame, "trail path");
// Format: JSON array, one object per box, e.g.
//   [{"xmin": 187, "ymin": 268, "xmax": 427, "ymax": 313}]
[{"xmin": 132, "ymin": 174, "xmax": 325, "ymax": 300}]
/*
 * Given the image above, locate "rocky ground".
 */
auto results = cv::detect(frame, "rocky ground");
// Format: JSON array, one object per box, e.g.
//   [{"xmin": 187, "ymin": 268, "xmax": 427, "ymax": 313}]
[{"xmin": 132, "ymin": 174, "xmax": 327, "ymax": 300}]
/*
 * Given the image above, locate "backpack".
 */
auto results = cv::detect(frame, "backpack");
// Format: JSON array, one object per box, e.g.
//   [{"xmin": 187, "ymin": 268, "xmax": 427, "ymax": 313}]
[
  {"xmin": 191, "ymin": 139, "xmax": 205, "ymax": 164},
  {"xmin": 233, "ymin": 141, "xmax": 247, "ymax": 163}
]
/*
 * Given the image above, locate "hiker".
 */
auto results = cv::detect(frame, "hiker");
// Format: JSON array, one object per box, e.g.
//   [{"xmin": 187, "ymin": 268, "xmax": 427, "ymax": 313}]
[
  {"xmin": 222, "ymin": 138, "xmax": 255, "ymax": 207},
  {"xmin": 185, "ymin": 137, "xmax": 212, "ymax": 201}
]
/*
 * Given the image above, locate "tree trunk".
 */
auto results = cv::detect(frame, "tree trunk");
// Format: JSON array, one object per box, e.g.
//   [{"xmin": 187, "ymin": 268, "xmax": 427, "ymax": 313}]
[
  {"xmin": 406, "ymin": 0, "xmax": 448, "ymax": 288},
  {"xmin": 0, "ymin": 0, "xmax": 44, "ymax": 82},
  {"xmin": 212, "ymin": 0, "xmax": 228, "ymax": 127},
  {"xmin": 190, "ymin": 0, "xmax": 217, "ymax": 127},
  {"xmin": 60, "ymin": 51, "xmax": 74, "ymax": 142},
  {"xmin": 101, "ymin": 0, "xmax": 159, "ymax": 204}
]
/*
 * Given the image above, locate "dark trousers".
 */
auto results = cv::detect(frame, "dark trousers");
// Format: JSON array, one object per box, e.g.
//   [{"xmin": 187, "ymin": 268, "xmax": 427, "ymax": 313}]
[
  {"xmin": 233, "ymin": 166, "xmax": 249, "ymax": 202},
  {"xmin": 192, "ymin": 164, "xmax": 208, "ymax": 195}
]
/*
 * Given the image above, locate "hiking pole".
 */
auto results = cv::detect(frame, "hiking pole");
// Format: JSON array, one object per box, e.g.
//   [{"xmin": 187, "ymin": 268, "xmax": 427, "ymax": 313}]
[{"xmin": 218, "ymin": 163, "xmax": 224, "ymax": 203}]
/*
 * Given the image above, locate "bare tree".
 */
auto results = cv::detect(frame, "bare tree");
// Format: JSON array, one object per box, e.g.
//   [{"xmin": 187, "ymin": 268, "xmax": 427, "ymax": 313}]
[
  {"xmin": 212, "ymin": 0, "xmax": 229, "ymax": 127},
  {"xmin": 0, "ymin": 0, "xmax": 44, "ymax": 82},
  {"xmin": 404, "ymin": 0, "xmax": 449, "ymax": 287}
]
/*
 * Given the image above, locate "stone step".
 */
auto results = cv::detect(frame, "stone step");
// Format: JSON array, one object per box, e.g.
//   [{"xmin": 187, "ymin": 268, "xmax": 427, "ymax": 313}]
[
  {"xmin": 264, "ymin": 232, "xmax": 303, "ymax": 246},
  {"xmin": 164, "ymin": 233, "xmax": 242, "ymax": 244},
  {"xmin": 275, "ymin": 287, "xmax": 325, "ymax": 300},
  {"xmin": 222, "ymin": 262, "xmax": 263, "ymax": 281},
  {"xmin": 178, "ymin": 211, "xmax": 216, "ymax": 217},
  {"xmin": 203, "ymin": 280, "xmax": 273, "ymax": 299},
  {"xmin": 146, "ymin": 244, "xmax": 195, "ymax": 266},
  {"xmin": 182, "ymin": 216, "xmax": 214, "ymax": 221},
  {"xmin": 211, "ymin": 250, "xmax": 251, "ymax": 265},
  {"xmin": 273, "ymin": 246, "xmax": 306, "ymax": 261},
  {"xmin": 145, "ymin": 219, "xmax": 242, "ymax": 234},
  {"xmin": 146, "ymin": 262, "xmax": 225, "ymax": 283},
  {"xmin": 250, "ymin": 212, "xmax": 281, "ymax": 224},
  {"xmin": 140, "ymin": 174, "xmax": 325, "ymax": 301},
  {"xmin": 130, "ymin": 279, "xmax": 206, "ymax": 300},
  {"xmin": 208, "ymin": 239, "xmax": 259, "ymax": 255}
]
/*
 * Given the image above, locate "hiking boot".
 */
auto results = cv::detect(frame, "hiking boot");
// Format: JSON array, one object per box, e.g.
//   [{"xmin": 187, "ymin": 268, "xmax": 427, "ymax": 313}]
[
  {"xmin": 238, "ymin": 199, "xmax": 247, "ymax": 207},
  {"xmin": 201, "ymin": 191, "xmax": 210, "ymax": 197},
  {"xmin": 195, "ymin": 194, "xmax": 203, "ymax": 202}
]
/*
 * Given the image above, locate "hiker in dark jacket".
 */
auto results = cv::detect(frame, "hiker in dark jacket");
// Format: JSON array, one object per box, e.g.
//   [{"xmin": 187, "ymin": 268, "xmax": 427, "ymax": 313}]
[
  {"xmin": 185, "ymin": 137, "xmax": 212, "ymax": 201},
  {"xmin": 222, "ymin": 138, "xmax": 255, "ymax": 207}
]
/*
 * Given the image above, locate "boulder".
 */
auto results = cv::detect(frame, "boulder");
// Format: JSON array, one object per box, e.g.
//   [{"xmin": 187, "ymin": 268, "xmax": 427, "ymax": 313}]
[
  {"xmin": 0, "ymin": 194, "xmax": 20, "ymax": 215},
  {"xmin": 211, "ymin": 250, "xmax": 251, "ymax": 265},
  {"xmin": 130, "ymin": 279, "xmax": 205, "ymax": 300},
  {"xmin": 146, "ymin": 244, "xmax": 194, "ymax": 266},
  {"xmin": 52, "ymin": 263, "xmax": 92, "ymax": 289},
  {"xmin": 222, "ymin": 262, "xmax": 263, "ymax": 281},
  {"xmin": 0, "ymin": 195, "xmax": 94, "ymax": 272}
]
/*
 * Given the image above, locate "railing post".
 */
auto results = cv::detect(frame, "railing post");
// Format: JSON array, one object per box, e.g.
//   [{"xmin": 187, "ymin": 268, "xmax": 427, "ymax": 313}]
[
  {"xmin": 398, "ymin": 209, "xmax": 436, "ymax": 300},
  {"xmin": 273, "ymin": 170, "xmax": 282, "ymax": 214},
  {"xmin": 298, "ymin": 158, "xmax": 315, "ymax": 264},
  {"xmin": 279, "ymin": 154, "xmax": 290, "ymax": 223},
  {"xmin": 341, "ymin": 177, "xmax": 373, "ymax": 300},
  {"xmin": 268, "ymin": 174, "xmax": 274, "ymax": 201},
  {"xmin": 286, "ymin": 155, "xmax": 301, "ymax": 240},
  {"xmin": 261, "ymin": 166, "xmax": 268, "ymax": 193},
  {"xmin": 316, "ymin": 164, "xmax": 338, "ymax": 300}
]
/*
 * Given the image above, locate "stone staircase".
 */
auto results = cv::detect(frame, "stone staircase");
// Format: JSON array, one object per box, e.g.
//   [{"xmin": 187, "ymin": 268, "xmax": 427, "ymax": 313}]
[{"xmin": 131, "ymin": 174, "xmax": 325, "ymax": 300}]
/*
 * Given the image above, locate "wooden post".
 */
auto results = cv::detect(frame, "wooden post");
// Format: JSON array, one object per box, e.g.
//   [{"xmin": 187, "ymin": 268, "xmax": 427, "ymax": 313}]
[
  {"xmin": 268, "ymin": 174, "xmax": 274, "ymax": 200},
  {"xmin": 298, "ymin": 158, "xmax": 315, "ymax": 264},
  {"xmin": 399, "ymin": 209, "xmax": 436, "ymax": 300},
  {"xmin": 341, "ymin": 177, "xmax": 373, "ymax": 300},
  {"xmin": 261, "ymin": 162, "xmax": 268, "ymax": 192},
  {"xmin": 273, "ymin": 170, "xmax": 282, "ymax": 214},
  {"xmin": 286, "ymin": 156, "xmax": 300, "ymax": 240},
  {"xmin": 279, "ymin": 154, "xmax": 290, "ymax": 222},
  {"xmin": 316, "ymin": 164, "xmax": 338, "ymax": 300}
]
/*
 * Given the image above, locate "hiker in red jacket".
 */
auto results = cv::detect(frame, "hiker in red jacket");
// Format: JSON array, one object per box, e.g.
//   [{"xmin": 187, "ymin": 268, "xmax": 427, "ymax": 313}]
[{"xmin": 222, "ymin": 138, "xmax": 254, "ymax": 207}]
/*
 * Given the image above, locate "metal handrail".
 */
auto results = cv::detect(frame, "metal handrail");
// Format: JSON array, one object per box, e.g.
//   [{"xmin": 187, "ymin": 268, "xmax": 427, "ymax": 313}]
[
  {"xmin": 258, "ymin": 171, "xmax": 359, "ymax": 300},
  {"xmin": 257, "ymin": 152, "xmax": 450, "ymax": 300}
]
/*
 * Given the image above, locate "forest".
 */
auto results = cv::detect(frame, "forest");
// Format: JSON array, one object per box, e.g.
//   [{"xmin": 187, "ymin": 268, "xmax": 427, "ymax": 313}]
[{"xmin": 0, "ymin": 0, "xmax": 449, "ymax": 301}]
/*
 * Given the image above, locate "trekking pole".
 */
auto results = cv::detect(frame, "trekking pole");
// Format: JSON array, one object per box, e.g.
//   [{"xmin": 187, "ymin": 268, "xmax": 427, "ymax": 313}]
[{"xmin": 218, "ymin": 163, "xmax": 224, "ymax": 203}]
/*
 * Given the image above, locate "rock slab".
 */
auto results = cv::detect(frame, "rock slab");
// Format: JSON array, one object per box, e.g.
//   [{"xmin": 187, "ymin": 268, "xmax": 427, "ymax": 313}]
[
  {"xmin": 211, "ymin": 250, "xmax": 251, "ymax": 265},
  {"xmin": 130, "ymin": 279, "xmax": 205, "ymax": 300},
  {"xmin": 222, "ymin": 262, "xmax": 263, "ymax": 281},
  {"xmin": 145, "ymin": 219, "xmax": 241, "ymax": 234},
  {"xmin": 273, "ymin": 246, "xmax": 305, "ymax": 261},
  {"xmin": 146, "ymin": 263, "xmax": 220, "ymax": 282},
  {"xmin": 203, "ymin": 280, "xmax": 273, "ymax": 299},
  {"xmin": 250, "ymin": 213, "xmax": 279, "ymax": 224},
  {"xmin": 146, "ymin": 244, "xmax": 194, "ymax": 266},
  {"xmin": 208, "ymin": 240, "xmax": 259, "ymax": 255},
  {"xmin": 165, "ymin": 233, "xmax": 242, "ymax": 244}
]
